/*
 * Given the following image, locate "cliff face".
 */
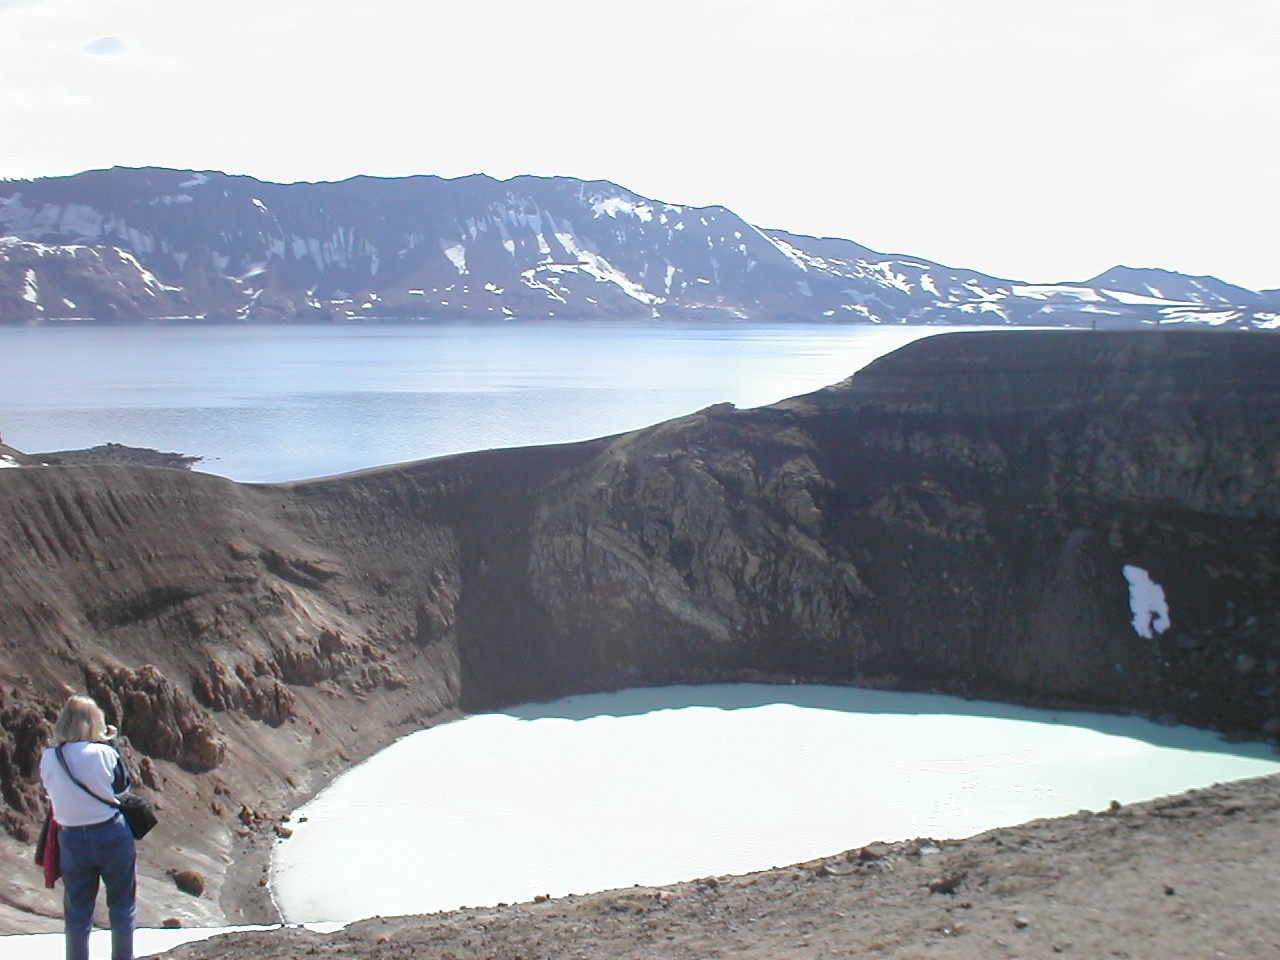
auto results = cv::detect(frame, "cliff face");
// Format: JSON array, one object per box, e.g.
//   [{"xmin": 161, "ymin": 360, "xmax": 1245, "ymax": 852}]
[
  {"xmin": 1, "ymin": 330, "xmax": 1277, "ymax": 930},
  {"xmin": 522, "ymin": 331, "xmax": 1280, "ymax": 731}
]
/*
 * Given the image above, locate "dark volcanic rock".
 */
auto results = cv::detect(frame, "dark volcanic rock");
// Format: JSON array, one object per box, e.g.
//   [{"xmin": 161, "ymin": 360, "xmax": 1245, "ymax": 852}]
[
  {"xmin": 33, "ymin": 442, "xmax": 202, "ymax": 470},
  {"xmin": 0, "ymin": 329, "xmax": 1277, "ymax": 929},
  {"xmin": 519, "ymin": 330, "xmax": 1280, "ymax": 734}
]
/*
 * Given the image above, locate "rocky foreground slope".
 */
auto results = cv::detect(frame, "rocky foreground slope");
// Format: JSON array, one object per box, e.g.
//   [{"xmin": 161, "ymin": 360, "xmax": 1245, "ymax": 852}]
[{"xmin": 1, "ymin": 329, "xmax": 1278, "ymax": 935}]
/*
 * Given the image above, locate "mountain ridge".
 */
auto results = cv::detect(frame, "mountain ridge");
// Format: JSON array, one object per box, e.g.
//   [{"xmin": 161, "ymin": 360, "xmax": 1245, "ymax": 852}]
[
  {"xmin": 2, "ymin": 167, "xmax": 1275, "ymax": 328},
  {"xmin": 1082, "ymin": 264, "xmax": 1262, "ymax": 305}
]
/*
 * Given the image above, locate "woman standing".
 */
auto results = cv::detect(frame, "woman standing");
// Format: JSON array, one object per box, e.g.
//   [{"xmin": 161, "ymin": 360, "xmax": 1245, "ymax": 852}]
[{"xmin": 40, "ymin": 695, "xmax": 136, "ymax": 960}]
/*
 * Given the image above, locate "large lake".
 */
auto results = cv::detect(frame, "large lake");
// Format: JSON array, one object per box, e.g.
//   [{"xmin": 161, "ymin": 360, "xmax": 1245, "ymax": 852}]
[{"xmin": 0, "ymin": 320, "xmax": 961, "ymax": 481}]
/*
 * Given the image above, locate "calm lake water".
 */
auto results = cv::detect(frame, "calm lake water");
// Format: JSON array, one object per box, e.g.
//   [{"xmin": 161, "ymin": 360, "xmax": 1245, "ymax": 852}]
[
  {"xmin": 271, "ymin": 684, "xmax": 1280, "ymax": 923},
  {"xmin": 0, "ymin": 321, "xmax": 960, "ymax": 481}
]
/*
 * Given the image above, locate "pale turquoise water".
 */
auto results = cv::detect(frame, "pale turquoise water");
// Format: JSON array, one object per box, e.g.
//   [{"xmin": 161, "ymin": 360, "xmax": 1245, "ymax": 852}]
[
  {"xmin": 0, "ymin": 321, "xmax": 956, "ymax": 481},
  {"xmin": 271, "ymin": 685, "xmax": 1280, "ymax": 923}
]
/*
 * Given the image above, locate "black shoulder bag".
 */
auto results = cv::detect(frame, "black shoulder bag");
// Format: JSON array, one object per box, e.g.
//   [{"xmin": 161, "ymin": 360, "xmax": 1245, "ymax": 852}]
[{"xmin": 55, "ymin": 744, "xmax": 158, "ymax": 840}]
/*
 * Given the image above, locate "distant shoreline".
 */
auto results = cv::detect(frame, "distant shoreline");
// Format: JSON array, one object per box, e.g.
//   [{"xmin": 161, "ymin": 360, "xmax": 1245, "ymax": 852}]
[{"xmin": 7, "ymin": 441, "xmax": 201, "ymax": 470}]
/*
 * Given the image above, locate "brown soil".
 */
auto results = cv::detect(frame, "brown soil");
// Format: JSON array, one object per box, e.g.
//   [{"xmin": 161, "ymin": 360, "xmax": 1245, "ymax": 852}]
[{"xmin": 161, "ymin": 772, "xmax": 1280, "ymax": 960}]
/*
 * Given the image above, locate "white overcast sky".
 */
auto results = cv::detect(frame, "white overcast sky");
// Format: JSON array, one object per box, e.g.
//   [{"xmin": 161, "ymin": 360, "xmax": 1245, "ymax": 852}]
[{"xmin": 0, "ymin": 0, "xmax": 1277, "ymax": 289}]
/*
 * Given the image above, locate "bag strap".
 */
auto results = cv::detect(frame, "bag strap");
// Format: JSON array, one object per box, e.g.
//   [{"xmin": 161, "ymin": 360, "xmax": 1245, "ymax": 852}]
[{"xmin": 54, "ymin": 744, "xmax": 121, "ymax": 811}]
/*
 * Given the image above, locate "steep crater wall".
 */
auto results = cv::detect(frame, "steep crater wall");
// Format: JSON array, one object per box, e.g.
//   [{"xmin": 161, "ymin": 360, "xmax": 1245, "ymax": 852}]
[{"xmin": 0, "ymin": 329, "xmax": 1276, "ymax": 929}]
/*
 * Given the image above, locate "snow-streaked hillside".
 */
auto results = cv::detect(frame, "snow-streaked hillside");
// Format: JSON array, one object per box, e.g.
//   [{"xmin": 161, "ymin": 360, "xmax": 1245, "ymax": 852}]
[
  {"xmin": 0, "ymin": 167, "xmax": 1275, "ymax": 328},
  {"xmin": 1083, "ymin": 266, "xmax": 1259, "ymax": 305},
  {"xmin": 0, "ymin": 236, "xmax": 189, "ymax": 321}
]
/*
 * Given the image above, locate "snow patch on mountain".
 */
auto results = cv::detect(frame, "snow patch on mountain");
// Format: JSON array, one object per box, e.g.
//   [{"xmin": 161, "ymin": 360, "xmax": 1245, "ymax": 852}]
[
  {"xmin": 552, "ymin": 229, "xmax": 661, "ymax": 305},
  {"xmin": 1123, "ymin": 565, "xmax": 1171, "ymax": 639},
  {"xmin": 1159, "ymin": 308, "xmax": 1240, "ymax": 327},
  {"xmin": 21, "ymin": 268, "xmax": 39, "ymax": 305},
  {"xmin": 769, "ymin": 236, "xmax": 815, "ymax": 272},
  {"xmin": 502, "ymin": 201, "xmax": 553, "ymax": 256},
  {"xmin": 1099, "ymin": 289, "xmax": 1191, "ymax": 307},
  {"xmin": 442, "ymin": 240, "xmax": 468, "ymax": 275},
  {"xmin": 1012, "ymin": 285, "xmax": 1104, "ymax": 302},
  {"xmin": 520, "ymin": 267, "xmax": 568, "ymax": 304},
  {"xmin": 862, "ymin": 261, "xmax": 914, "ymax": 294},
  {"xmin": 962, "ymin": 280, "xmax": 1003, "ymax": 302},
  {"xmin": 113, "ymin": 249, "xmax": 181, "ymax": 293},
  {"xmin": 1, "ymin": 198, "xmax": 107, "ymax": 242},
  {"xmin": 495, "ymin": 217, "xmax": 517, "ymax": 257},
  {"xmin": 591, "ymin": 195, "xmax": 655, "ymax": 223}
]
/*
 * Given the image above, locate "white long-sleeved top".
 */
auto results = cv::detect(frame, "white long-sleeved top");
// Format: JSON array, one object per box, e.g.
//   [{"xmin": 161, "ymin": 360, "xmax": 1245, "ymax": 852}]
[{"xmin": 39, "ymin": 741, "xmax": 129, "ymax": 827}]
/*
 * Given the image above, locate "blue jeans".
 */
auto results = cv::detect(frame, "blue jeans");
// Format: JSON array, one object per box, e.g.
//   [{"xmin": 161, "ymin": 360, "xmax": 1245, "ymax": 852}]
[{"xmin": 58, "ymin": 813, "xmax": 136, "ymax": 960}]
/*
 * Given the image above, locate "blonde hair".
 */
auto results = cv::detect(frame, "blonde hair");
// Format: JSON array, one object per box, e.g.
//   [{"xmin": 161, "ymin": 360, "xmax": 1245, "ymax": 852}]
[{"xmin": 51, "ymin": 695, "xmax": 109, "ymax": 745}]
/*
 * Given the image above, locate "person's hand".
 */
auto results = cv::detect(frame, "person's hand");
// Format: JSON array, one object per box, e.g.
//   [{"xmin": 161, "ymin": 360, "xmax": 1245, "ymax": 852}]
[{"xmin": 105, "ymin": 724, "xmax": 118, "ymax": 740}]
